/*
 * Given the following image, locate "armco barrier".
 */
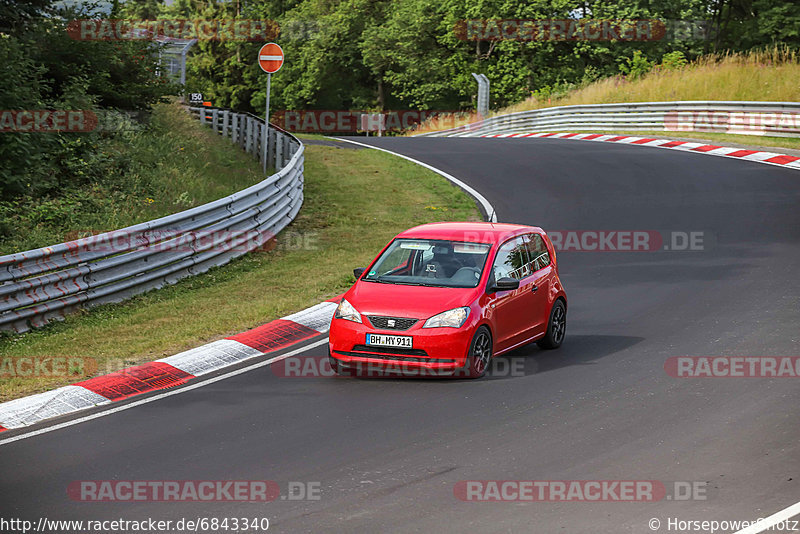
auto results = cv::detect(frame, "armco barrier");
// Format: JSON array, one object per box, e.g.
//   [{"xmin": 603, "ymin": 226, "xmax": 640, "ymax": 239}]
[
  {"xmin": 0, "ymin": 107, "xmax": 304, "ymax": 333},
  {"xmin": 415, "ymin": 101, "xmax": 800, "ymax": 138}
]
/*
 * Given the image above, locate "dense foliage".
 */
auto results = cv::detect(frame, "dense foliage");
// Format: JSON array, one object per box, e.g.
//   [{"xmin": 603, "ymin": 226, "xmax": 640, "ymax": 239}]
[
  {"xmin": 1, "ymin": 0, "xmax": 797, "ymax": 237},
  {"xmin": 0, "ymin": 0, "xmax": 177, "ymax": 202},
  {"xmin": 121, "ymin": 0, "xmax": 800, "ymax": 114}
]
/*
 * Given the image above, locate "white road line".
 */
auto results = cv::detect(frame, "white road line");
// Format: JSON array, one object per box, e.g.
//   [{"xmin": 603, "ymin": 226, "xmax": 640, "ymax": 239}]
[
  {"xmin": 330, "ymin": 137, "xmax": 498, "ymax": 222},
  {"xmin": 0, "ymin": 337, "xmax": 329, "ymax": 447},
  {"xmin": 733, "ymin": 501, "xmax": 800, "ymax": 534}
]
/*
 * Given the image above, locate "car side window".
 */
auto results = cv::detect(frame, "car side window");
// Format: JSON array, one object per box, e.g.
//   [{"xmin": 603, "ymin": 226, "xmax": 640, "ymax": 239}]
[
  {"xmin": 524, "ymin": 233, "xmax": 551, "ymax": 271},
  {"xmin": 492, "ymin": 237, "xmax": 529, "ymax": 280}
]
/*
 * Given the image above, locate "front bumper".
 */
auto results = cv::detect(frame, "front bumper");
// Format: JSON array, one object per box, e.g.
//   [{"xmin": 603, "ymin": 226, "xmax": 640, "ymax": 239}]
[{"xmin": 328, "ymin": 317, "xmax": 474, "ymax": 376}]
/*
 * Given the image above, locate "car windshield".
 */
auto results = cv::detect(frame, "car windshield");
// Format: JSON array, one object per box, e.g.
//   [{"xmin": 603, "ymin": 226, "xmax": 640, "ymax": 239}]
[{"xmin": 363, "ymin": 239, "xmax": 492, "ymax": 288}]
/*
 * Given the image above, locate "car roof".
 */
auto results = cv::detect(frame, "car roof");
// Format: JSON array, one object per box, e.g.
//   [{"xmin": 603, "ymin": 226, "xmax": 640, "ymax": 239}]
[{"xmin": 396, "ymin": 222, "xmax": 544, "ymax": 244}]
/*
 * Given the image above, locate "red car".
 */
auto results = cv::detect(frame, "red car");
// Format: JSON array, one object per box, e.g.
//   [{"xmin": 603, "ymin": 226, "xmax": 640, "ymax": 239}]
[{"xmin": 328, "ymin": 222, "xmax": 567, "ymax": 378}]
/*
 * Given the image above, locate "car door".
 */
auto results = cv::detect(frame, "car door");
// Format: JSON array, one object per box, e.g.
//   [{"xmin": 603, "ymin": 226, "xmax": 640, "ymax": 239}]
[
  {"xmin": 488, "ymin": 236, "xmax": 535, "ymax": 352},
  {"xmin": 522, "ymin": 233, "xmax": 553, "ymax": 338}
]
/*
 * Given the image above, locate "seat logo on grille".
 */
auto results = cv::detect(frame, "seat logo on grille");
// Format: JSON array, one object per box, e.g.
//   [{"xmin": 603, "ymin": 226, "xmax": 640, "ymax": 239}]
[{"xmin": 387, "ymin": 319, "xmax": 396, "ymax": 327}]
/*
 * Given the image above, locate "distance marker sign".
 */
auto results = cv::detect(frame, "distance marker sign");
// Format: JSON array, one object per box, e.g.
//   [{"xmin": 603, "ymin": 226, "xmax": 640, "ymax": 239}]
[{"xmin": 258, "ymin": 43, "xmax": 284, "ymax": 74}]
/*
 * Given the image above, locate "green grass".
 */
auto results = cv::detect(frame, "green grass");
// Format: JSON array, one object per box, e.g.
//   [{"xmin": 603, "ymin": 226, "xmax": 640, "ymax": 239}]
[
  {"xmin": 0, "ymin": 103, "xmax": 265, "ymax": 255},
  {"xmin": 0, "ymin": 134, "xmax": 480, "ymax": 401},
  {"xmin": 500, "ymin": 48, "xmax": 800, "ymax": 114}
]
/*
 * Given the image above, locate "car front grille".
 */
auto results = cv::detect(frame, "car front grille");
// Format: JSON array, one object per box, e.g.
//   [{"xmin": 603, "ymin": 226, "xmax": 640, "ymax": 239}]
[
  {"xmin": 367, "ymin": 316, "xmax": 418, "ymax": 331},
  {"xmin": 350, "ymin": 345, "xmax": 429, "ymax": 357}
]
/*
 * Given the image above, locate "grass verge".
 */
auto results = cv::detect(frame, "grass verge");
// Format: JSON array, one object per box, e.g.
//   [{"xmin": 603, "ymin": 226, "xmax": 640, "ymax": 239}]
[
  {"xmin": 499, "ymin": 48, "xmax": 800, "ymax": 115},
  {"xmin": 0, "ymin": 134, "xmax": 480, "ymax": 401}
]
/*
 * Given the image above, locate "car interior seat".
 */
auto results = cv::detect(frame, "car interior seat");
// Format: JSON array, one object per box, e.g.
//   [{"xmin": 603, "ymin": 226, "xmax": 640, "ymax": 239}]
[{"xmin": 431, "ymin": 246, "xmax": 462, "ymax": 277}]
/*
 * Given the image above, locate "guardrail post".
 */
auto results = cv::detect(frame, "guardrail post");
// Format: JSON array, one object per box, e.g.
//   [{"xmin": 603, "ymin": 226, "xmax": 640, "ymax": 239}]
[
  {"xmin": 275, "ymin": 132, "xmax": 284, "ymax": 170},
  {"xmin": 253, "ymin": 118, "xmax": 258, "ymax": 156},
  {"xmin": 251, "ymin": 118, "xmax": 257, "ymax": 156},
  {"xmin": 260, "ymin": 122, "xmax": 267, "ymax": 167},
  {"xmin": 231, "ymin": 113, "xmax": 238, "ymax": 144},
  {"xmin": 253, "ymin": 121, "xmax": 258, "ymax": 160},
  {"xmin": 246, "ymin": 117, "xmax": 253, "ymax": 154},
  {"xmin": 212, "ymin": 109, "xmax": 219, "ymax": 134},
  {"xmin": 200, "ymin": 109, "xmax": 207, "ymax": 125},
  {"xmin": 243, "ymin": 116, "xmax": 248, "ymax": 152},
  {"xmin": 222, "ymin": 110, "xmax": 229, "ymax": 138},
  {"xmin": 267, "ymin": 129, "xmax": 276, "ymax": 170}
]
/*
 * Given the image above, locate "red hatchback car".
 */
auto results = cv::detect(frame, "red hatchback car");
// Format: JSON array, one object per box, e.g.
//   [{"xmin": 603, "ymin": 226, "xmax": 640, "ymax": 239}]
[{"xmin": 328, "ymin": 222, "xmax": 567, "ymax": 378}]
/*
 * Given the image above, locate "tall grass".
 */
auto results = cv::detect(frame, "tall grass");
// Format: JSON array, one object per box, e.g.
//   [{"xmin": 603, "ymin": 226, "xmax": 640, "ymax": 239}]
[
  {"xmin": 0, "ymin": 103, "xmax": 263, "ymax": 255},
  {"xmin": 413, "ymin": 48, "xmax": 800, "ymax": 135}
]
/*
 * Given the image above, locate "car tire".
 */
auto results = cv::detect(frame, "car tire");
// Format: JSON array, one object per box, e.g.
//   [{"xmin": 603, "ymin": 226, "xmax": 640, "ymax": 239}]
[
  {"xmin": 537, "ymin": 300, "xmax": 566, "ymax": 350},
  {"xmin": 466, "ymin": 326, "xmax": 493, "ymax": 379}
]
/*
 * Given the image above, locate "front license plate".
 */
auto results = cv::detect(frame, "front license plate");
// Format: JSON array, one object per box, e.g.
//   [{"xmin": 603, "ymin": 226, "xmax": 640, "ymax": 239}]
[{"xmin": 366, "ymin": 334, "xmax": 413, "ymax": 348}]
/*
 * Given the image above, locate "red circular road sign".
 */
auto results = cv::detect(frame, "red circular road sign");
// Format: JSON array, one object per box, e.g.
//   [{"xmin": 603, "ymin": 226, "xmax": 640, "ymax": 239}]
[{"xmin": 258, "ymin": 43, "xmax": 284, "ymax": 74}]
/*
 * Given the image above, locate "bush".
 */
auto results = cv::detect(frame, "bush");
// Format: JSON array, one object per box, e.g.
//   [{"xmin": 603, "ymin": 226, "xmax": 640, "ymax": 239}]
[
  {"xmin": 0, "ymin": 1, "xmax": 178, "ymax": 200},
  {"xmin": 660, "ymin": 51, "xmax": 689, "ymax": 70},
  {"xmin": 619, "ymin": 50, "xmax": 654, "ymax": 80}
]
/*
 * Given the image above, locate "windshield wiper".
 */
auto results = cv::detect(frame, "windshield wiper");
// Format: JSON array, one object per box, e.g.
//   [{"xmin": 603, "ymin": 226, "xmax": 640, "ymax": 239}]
[{"xmin": 368, "ymin": 277, "xmax": 425, "ymax": 286}]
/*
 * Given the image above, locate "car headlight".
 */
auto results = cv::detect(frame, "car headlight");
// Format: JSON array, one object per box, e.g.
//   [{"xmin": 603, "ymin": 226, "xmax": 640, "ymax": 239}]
[
  {"xmin": 423, "ymin": 307, "xmax": 470, "ymax": 328},
  {"xmin": 335, "ymin": 298, "xmax": 362, "ymax": 323}
]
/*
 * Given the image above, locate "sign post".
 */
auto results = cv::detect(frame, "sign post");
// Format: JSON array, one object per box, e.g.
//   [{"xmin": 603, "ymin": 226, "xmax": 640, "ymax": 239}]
[{"xmin": 258, "ymin": 43, "xmax": 284, "ymax": 174}]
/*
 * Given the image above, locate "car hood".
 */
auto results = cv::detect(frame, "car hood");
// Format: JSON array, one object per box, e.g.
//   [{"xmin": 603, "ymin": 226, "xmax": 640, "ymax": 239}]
[{"xmin": 347, "ymin": 281, "xmax": 478, "ymax": 320}]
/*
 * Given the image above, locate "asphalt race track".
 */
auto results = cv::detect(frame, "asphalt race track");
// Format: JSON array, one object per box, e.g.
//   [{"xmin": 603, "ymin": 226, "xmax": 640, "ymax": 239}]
[{"xmin": 1, "ymin": 137, "xmax": 798, "ymax": 533}]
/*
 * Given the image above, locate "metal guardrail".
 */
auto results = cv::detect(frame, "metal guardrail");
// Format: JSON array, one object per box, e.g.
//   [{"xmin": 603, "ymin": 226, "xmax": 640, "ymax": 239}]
[
  {"xmin": 188, "ymin": 106, "xmax": 299, "ymax": 171},
  {"xmin": 415, "ymin": 101, "xmax": 800, "ymax": 138},
  {"xmin": 0, "ymin": 107, "xmax": 304, "ymax": 333}
]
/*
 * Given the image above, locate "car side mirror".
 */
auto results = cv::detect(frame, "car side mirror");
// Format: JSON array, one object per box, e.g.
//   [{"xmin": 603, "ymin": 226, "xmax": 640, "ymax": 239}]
[
  {"xmin": 353, "ymin": 267, "xmax": 366, "ymax": 279},
  {"xmin": 490, "ymin": 277, "xmax": 520, "ymax": 292}
]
